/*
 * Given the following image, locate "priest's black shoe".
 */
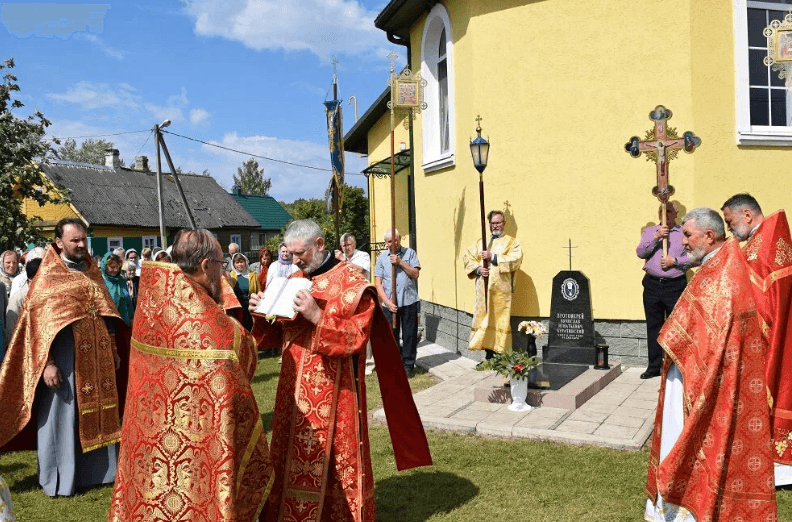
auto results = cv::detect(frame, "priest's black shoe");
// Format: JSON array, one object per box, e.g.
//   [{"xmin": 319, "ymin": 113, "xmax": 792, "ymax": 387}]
[{"xmin": 640, "ymin": 370, "xmax": 661, "ymax": 379}]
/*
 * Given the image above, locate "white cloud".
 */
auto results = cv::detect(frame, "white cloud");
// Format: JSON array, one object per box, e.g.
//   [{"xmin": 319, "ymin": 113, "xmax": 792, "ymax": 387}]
[
  {"xmin": 189, "ymin": 108, "xmax": 211, "ymax": 126},
  {"xmin": 46, "ymin": 82, "xmax": 139, "ymax": 110},
  {"xmin": 181, "ymin": 0, "xmax": 386, "ymax": 61},
  {"xmin": 168, "ymin": 87, "xmax": 189, "ymax": 107},
  {"xmin": 74, "ymin": 33, "xmax": 126, "ymax": 60},
  {"xmin": 145, "ymin": 103, "xmax": 185, "ymax": 124}
]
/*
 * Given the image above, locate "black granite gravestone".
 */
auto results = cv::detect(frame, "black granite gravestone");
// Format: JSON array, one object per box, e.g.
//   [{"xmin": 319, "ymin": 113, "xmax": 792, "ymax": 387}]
[{"xmin": 543, "ymin": 270, "xmax": 595, "ymax": 364}]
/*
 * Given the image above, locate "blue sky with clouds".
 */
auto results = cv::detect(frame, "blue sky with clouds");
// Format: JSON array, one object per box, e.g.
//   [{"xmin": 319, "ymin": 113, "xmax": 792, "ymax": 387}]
[{"xmin": 1, "ymin": 1, "xmax": 404, "ymax": 202}]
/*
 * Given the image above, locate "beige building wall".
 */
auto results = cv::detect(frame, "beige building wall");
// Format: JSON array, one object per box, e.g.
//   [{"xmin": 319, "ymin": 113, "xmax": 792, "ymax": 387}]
[{"xmin": 365, "ymin": 0, "xmax": 792, "ymax": 322}]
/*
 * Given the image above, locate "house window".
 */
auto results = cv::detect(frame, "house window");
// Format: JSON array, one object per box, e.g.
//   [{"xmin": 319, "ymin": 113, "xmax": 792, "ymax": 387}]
[
  {"xmin": 142, "ymin": 236, "xmax": 157, "ymax": 249},
  {"xmin": 107, "ymin": 237, "xmax": 123, "ymax": 251},
  {"xmin": 735, "ymin": 0, "xmax": 792, "ymax": 144},
  {"xmin": 230, "ymin": 234, "xmax": 242, "ymax": 248},
  {"xmin": 421, "ymin": 3, "xmax": 455, "ymax": 172}
]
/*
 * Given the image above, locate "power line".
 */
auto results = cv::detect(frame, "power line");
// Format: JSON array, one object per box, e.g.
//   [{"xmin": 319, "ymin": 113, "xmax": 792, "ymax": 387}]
[
  {"xmin": 47, "ymin": 129, "xmax": 150, "ymax": 141},
  {"xmin": 135, "ymin": 130, "xmax": 153, "ymax": 158},
  {"xmin": 161, "ymin": 129, "xmax": 333, "ymax": 173}
]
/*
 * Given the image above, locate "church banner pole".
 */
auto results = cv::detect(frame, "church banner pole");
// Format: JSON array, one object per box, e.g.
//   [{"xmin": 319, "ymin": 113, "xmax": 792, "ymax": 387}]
[
  {"xmin": 154, "ymin": 123, "xmax": 167, "ymax": 247},
  {"xmin": 389, "ymin": 100, "xmax": 398, "ymax": 329}
]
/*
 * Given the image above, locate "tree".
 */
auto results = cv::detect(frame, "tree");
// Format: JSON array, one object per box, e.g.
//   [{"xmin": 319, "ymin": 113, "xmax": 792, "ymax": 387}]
[
  {"xmin": 58, "ymin": 137, "xmax": 123, "ymax": 166},
  {"xmin": 0, "ymin": 58, "xmax": 68, "ymax": 251},
  {"xmin": 268, "ymin": 183, "xmax": 369, "ymax": 252},
  {"xmin": 233, "ymin": 158, "xmax": 271, "ymax": 196}
]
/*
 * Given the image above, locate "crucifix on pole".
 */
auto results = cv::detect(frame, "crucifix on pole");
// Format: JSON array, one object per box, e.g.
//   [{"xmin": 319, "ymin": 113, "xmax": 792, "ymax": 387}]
[{"xmin": 625, "ymin": 105, "xmax": 701, "ymax": 254}]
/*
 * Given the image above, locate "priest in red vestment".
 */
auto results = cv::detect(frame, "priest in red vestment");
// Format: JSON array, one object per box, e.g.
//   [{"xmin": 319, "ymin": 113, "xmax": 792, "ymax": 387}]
[
  {"xmin": 723, "ymin": 194, "xmax": 792, "ymax": 485},
  {"xmin": 645, "ymin": 208, "xmax": 777, "ymax": 521},
  {"xmin": 0, "ymin": 218, "xmax": 127, "ymax": 497},
  {"xmin": 109, "ymin": 229, "xmax": 274, "ymax": 522},
  {"xmin": 250, "ymin": 219, "xmax": 431, "ymax": 522}
]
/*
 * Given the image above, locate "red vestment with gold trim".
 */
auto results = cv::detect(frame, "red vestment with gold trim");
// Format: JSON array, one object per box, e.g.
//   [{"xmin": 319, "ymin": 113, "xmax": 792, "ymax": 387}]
[
  {"xmin": 744, "ymin": 210, "xmax": 792, "ymax": 464},
  {"xmin": 252, "ymin": 262, "xmax": 431, "ymax": 522},
  {"xmin": 0, "ymin": 244, "xmax": 125, "ymax": 453},
  {"xmin": 646, "ymin": 240, "xmax": 777, "ymax": 520},
  {"xmin": 108, "ymin": 261, "xmax": 274, "ymax": 522}
]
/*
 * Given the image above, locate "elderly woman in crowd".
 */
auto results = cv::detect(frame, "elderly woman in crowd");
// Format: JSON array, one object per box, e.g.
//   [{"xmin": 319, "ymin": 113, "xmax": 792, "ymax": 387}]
[
  {"xmin": 123, "ymin": 260, "xmax": 140, "ymax": 310},
  {"xmin": 0, "ymin": 251, "xmax": 19, "ymax": 298},
  {"xmin": 229, "ymin": 253, "xmax": 259, "ymax": 330},
  {"xmin": 101, "ymin": 253, "xmax": 134, "ymax": 326}
]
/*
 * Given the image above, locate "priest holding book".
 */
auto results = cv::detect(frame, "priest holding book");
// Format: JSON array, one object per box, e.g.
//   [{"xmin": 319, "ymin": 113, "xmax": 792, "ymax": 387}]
[{"xmin": 250, "ymin": 219, "xmax": 431, "ymax": 522}]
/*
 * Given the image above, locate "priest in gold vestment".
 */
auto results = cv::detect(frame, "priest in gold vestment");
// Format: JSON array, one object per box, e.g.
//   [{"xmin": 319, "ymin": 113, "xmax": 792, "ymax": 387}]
[
  {"xmin": 0, "ymin": 218, "xmax": 125, "ymax": 497},
  {"xmin": 108, "ymin": 229, "xmax": 274, "ymax": 522},
  {"xmin": 463, "ymin": 210, "xmax": 523, "ymax": 358}
]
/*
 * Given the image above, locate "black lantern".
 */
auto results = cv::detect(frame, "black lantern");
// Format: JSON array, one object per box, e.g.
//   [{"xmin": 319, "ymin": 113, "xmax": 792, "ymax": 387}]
[
  {"xmin": 469, "ymin": 116, "xmax": 490, "ymax": 174},
  {"xmin": 594, "ymin": 343, "xmax": 610, "ymax": 370}
]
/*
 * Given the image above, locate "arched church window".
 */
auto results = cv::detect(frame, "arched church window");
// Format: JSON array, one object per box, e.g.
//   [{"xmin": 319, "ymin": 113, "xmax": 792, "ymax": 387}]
[{"xmin": 421, "ymin": 4, "xmax": 455, "ymax": 172}]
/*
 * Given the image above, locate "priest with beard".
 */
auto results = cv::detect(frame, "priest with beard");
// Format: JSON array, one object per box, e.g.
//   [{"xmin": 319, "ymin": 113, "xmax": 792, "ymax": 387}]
[
  {"xmin": 645, "ymin": 207, "xmax": 776, "ymax": 521},
  {"xmin": 249, "ymin": 219, "xmax": 431, "ymax": 522},
  {"xmin": 0, "ymin": 218, "xmax": 125, "ymax": 497},
  {"xmin": 108, "ymin": 229, "xmax": 274, "ymax": 522},
  {"xmin": 462, "ymin": 210, "xmax": 523, "ymax": 360}
]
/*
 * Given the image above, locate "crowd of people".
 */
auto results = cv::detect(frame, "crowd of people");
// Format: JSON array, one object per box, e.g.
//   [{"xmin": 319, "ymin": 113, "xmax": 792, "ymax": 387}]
[
  {"xmin": 1, "ymin": 192, "xmax": 790, "ymax": 521},
  {"xmin": 0, "ymin": 217, "xmax": 431, "ymax": 521}
]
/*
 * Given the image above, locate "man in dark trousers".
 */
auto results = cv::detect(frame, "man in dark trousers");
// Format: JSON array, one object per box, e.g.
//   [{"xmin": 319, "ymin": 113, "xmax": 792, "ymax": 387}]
[{"xmin": 636, "ymin": 202, "xmax": 691, "ymax": 379}]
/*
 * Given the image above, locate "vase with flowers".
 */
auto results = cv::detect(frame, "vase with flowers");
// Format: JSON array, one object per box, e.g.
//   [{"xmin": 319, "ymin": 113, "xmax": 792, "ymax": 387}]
[{"xmin": 475, "ymin": 350, "xmax": 540, "ymax": 411}]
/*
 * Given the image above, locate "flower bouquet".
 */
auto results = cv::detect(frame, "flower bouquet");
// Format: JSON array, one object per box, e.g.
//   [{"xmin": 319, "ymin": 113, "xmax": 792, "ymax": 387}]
[
  {"xmin": 475, "ymin": 350, "xmax": 539, "ymax": 380},
  {"xmin": 517, "ymin": 320, "xmax": 546, "ymax": 338}
]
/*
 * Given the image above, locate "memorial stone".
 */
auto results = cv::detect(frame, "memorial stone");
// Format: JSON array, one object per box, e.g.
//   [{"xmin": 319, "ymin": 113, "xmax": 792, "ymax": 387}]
[{"xmin": 544, "ymin": 270, "xmax": 595, "ymax": 364}]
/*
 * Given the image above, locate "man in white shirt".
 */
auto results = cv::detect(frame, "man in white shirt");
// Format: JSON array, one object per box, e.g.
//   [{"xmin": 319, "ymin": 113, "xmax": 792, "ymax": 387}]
[{"xmin": 335, "ymin": 233, "xmax": 370, "ymax": 280}]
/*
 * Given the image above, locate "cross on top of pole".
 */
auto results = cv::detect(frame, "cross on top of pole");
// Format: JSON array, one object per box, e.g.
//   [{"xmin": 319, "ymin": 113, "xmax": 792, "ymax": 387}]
[
  {"xmin": 563, "ymin": 238, "xmax": 578, "ymax": 271},
  {"xmin": 624, "ymin": 105, "xmax": 701, "ymax": 204},
  {"xmin": 387, "ymin": 51, "xmax": 398, "ymax": 74}
]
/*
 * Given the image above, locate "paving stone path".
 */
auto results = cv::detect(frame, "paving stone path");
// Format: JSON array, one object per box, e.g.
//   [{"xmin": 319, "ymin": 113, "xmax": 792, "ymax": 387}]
[{"xmin": 372, "ymin": 342, "xmax": 661, "ymax": 451}]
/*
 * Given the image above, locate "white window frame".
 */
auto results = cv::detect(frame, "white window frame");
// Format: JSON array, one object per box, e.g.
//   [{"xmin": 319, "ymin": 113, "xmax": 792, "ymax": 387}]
[
  {"xmin": 735, "ymin": 0, "xmax": 792, "ymax": 145},
  {"xmin": 142, "ymin": 236, "xmax": 157, "ymax": 249},
  {"xmin": 421, "ymin": 3, "xmax": 456, "ymax": 172},
  {"xmin": 107, "ymin": 237, "xmax": 123, "ymax": 251},
  {"xmin": 230, "ymin": 234, "xmax": 242, "ymax": 247}
]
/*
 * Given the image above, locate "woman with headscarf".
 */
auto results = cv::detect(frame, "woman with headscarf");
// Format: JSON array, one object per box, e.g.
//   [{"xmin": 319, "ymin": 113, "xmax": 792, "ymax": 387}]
[
  {"xmin": 229, "ymin": 253, "xmax": 259, "ymax": 330},
  {"xmin": 151, "ymin": 247, "xmax": 171, "ymax": 263},
  {"xmin": 101, "ymin": 252, "xmax": 134, "ymax": 326},
  {"xmin": 0, "ymin": 251, "xmax": 19, "ymax": 299},
  {"xmin": 123, "ymin": 260, "xmax": 139, "ymax": 310}
]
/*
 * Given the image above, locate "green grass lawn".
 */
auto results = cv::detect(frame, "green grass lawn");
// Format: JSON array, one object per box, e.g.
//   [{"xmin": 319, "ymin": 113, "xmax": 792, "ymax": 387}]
[{"xmin": 3, "ymin": 356, "xmax": 792, "ymax": 521}]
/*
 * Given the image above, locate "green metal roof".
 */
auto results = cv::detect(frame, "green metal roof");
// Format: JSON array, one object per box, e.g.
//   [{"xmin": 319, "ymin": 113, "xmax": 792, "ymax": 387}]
[{"xmin": 228, "ymin": 192, "xmax": 292, "ymax": 230}]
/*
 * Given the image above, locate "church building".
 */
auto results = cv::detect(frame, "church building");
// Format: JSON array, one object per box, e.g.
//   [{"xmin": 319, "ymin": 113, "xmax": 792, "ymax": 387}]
[{"xmin": 344, "ymin": 0, "xmax": 792, "ymax": 365}]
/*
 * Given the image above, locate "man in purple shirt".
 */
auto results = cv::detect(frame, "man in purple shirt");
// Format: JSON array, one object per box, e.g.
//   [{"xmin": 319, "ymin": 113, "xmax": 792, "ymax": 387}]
[{"xmin": 636, "ymin": 202, "xmax": 691, "ymax": 379}]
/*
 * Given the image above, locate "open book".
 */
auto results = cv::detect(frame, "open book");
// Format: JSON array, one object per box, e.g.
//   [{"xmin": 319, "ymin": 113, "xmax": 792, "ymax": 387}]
[{"xmin": 253, "ymin": 277, "xmax": 313, "ymax": 319}]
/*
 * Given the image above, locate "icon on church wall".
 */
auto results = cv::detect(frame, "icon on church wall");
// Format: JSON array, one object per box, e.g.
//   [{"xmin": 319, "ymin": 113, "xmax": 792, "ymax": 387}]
[
  {"xmin": 777, "ymin": 30, "xmax": 792, "ymax": 61},
  {"xmin": 394, "ymin": 79, "xmax": 420, "ymax": 108}
]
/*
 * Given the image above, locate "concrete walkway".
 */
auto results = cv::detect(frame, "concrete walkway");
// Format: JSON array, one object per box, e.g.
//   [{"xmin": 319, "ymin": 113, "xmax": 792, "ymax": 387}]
[{"xmin": 372, "ymin": 342, "xmax": 661, "ymax": 451}]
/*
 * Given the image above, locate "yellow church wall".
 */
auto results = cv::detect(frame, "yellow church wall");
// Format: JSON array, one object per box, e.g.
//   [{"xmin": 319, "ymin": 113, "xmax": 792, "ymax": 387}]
[
  {"xmin": 364, "ymin": 0, "xmax": 792, "ymax": 322},
  {"xmin": 366, "ymin": 108, "xmax": 412, "ymax": 256},
  {"xmin": 688, "ymin": 2, "xmax": 792, "ymax": 216}
]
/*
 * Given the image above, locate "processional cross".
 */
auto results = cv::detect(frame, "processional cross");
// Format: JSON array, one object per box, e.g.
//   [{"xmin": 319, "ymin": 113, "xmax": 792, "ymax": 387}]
[{"xmin": 624, "ymin": 105, "xmax": 701, "ymax": 254}]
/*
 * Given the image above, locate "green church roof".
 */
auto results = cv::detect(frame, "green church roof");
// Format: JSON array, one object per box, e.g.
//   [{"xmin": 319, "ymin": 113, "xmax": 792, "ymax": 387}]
[{"xmin": 228, "ymin": 191, "xmax": 292, "ymax": 230}]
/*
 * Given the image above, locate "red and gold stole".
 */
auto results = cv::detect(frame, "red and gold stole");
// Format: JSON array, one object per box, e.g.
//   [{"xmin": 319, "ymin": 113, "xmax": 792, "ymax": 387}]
[
  {"xmin": 744, "ymin": 210, "xmax": 792, "ymax": 464},
  {"xmin": 0, "ymin": 244, "xmax": 122, "ymax": 453},
  {"xmin": 646, "ymin": 239, "xmax": 776, "ymax": 521},
  {"xmin": 109, "ymin": 261, "xmax": 274, "ymax": 522}
]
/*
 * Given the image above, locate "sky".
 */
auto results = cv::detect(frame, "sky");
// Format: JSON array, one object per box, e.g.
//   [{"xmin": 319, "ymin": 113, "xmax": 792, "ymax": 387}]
[{"xmin": 0, "ymin": 0, "xmax": 405, "ymax": 202}]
